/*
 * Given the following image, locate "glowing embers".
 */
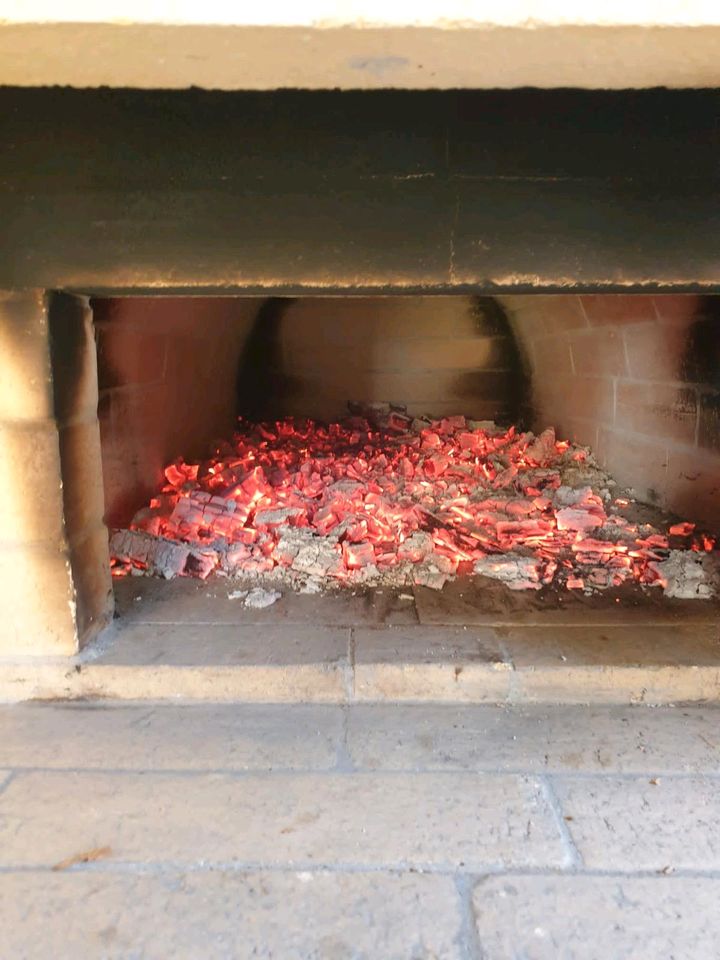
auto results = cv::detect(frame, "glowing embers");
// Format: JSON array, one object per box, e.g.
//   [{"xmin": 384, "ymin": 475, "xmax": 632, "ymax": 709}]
[{"xmin": 109, "ymin": 414, "xmax": 717, "ymax": 595}]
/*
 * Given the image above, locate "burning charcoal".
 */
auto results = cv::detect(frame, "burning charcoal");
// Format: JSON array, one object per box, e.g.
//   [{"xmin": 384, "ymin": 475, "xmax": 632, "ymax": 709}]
[
  {"xmin": 254, "ymin": 506, "xmax": 305, "ymax": 528},
  {"xmin": 411, "ymin": 417, "xmax": 432, "ymax": 433},
  {"xmin": 223, "ymin": 543, "xmax": 252, "ymax": 573},
  {"xmin": 669, "ymin": 521, "xmax": 696, "ymax": 537},
  {"xmin": 186, "ymin": 550, "xmax": 219, "ymax": 579},
  {"xmin": 553, "ymin": 485, "xmax": 593, "ymax": 508},
  {"xmin": 649, "ymin": 551, "xmax": 718, "ymax": 599},
  {"xmin": 112, "ymin": 413, "xmax": 713, "ymax": 599},
  {"xmin": 342, "ymin": 541, "xmax": 376, "ymax": 569},
  {"xmin": 109, "ymin": 529, "xmax": 190, "ymax": 579},
  {"xmin": 555, "ymin": 507, "xmax": 605, "ymax": 532},
  {"xmin": 412, "ymin": 566, "xmax": 449, "ymax": 590},
  {"xmin": 467, "ymin": 419, "xmax": 500, "ymax": 434},
  {"xmin": 524, "ymin": 427, "xmax": 556, "ymax": 465},
  {"xmin": 386, "ymin": 411, "xmax": 412, "ymax": 431},
  {"xmin": 474, "ymin": 553, "xmax": 542, "ymax": 590},
  {"xmin": 292, "ymin": 541, "xmax": 343, "ymax": 578},
  {"xmin": 398, "ymin": 531, "xmax": 433, "ymax": 562},
  {"xmin": 432, "ymin": 553, "xmax": 459, "ymax": 575},
  {"xmin": 492, "ymin": 464, "xmax": 518, "ymax": 489},
  {"xmin": 164, "ymin": 460, "xmax": 199, "ymax": 487},
  {"xmin": 349, "ymin": 563, "xmax": 381, "ymax": 584},
  {"xmin": 424, "ymin": 455, "xmax": 449, "ymax": 477}
]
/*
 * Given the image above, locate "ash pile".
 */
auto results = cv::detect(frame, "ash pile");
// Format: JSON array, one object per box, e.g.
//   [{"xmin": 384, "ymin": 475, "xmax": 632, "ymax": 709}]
[{"xmin": 110, "ymin": 405, "xmax": 718, "ymax": 599}]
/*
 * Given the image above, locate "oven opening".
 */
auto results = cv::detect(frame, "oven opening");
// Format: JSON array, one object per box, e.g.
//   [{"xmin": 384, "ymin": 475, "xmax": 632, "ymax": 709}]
[{"xmin": 91, "ymin": 293, "xmax": 719, "ymax": 624}]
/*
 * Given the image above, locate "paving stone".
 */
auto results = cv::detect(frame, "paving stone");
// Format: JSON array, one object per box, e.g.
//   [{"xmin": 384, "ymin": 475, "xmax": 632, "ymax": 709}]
[
  {"xmin": 0, "ymin": 870, "xmax": 464, "ymax": 960},
  {"xmin": 0, "ymin": 771, "xmax": 566, "ymax": 870},
  {"xmin": 472, "ymin": 875, "xmax": 720, "ymax": 960},
  {"xmin": 0, "ymin": 704, "xmax": 343, "ymax": 770},
  {"xmin": 553, "ymin": 775, "xmax": 720, "ymax": 870},
  {"xmin": 346, "ymin": 704, "xmax": 720, "ymax": 773},
  {"xmin": 353, "ymin": 626, "xmax": 511, "ymax": 702}
]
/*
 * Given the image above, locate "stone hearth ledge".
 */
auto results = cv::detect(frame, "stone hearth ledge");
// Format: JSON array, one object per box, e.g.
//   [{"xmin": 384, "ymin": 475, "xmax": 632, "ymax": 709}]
[
  {"xmin": 0, "ymin": 622, "xmax": 719, "ymax": 705},
  {"xmin": 2, "ymin": 3, "xmax": 720, "ymax": 90}
]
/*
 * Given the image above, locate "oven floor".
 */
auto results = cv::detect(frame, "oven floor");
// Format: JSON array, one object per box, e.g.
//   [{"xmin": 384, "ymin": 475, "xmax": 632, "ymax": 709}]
[
  {"xmin": 2, "ymin": 578, "xmax": 719, "ymax": 704},
  {"xmin": 1, "ymin": 699, "xmax": 719, "ymax": 957}
]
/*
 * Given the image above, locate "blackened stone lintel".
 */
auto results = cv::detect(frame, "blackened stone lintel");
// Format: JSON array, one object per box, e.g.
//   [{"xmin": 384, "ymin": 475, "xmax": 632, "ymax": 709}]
[{"xmin": 1, "ymin": 87, "xmax": 719, "ymax": 293}]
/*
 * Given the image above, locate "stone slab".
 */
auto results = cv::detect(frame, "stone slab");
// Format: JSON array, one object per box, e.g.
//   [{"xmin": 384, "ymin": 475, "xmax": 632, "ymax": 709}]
[
  {"xmin": 512, "ymin": 664, "xmax": 720, "ymax": 705},
  {"xmin": 353, "ymin": 627, "xmax": 511, "ymax": 703},
  {"xmin": 0, "ymin": 663, "xmax": 348, "ymax": 704},
  {"xmin": 346, "ymin": 704, "xmax": 720, "ymax": 774},
  {"xmin": 2, "ymin": 617, "xmax": 720, "ymax": 703},
  {"xmin": 114, "ymin": 577, "xmax": 419, "ymax": 625},
  {"xmin": 553, "ymin": 775, "xmax": 720, "ymax": 870},
  {"xmin": 0, "ymin": 771, "xmax": 566, "ymax": 871},
  {"xmin": 5, "ymin": 20, "xmax": 720, "ymax": 96},
  {"xmin": 413, "ymin": 578, "xmax": 720, "ymax": 626},
  {"xmin": 472, "ymin": 875, "xmax": 720, "ymax": 960},
  {"xmin": 503, "ymin": 625, "xmax": 720, "ymax": 704},
  {"xmin": 504, "ymin": 625, "xmax": 720, "ymax": 667},
  {"xmin": 0, "ymin": 870, "xmax": 465, "ymax": 960},
  {"xmin": 0, "ymin": 704, "xmax": 343, "ymax": 771},
  {"xmin": 33, "ymin": 623, "xmax": 352, "ymax": 702},
  {"xmin": 95, "ymin": 623, "xmax": 349, "ymax": 667}
]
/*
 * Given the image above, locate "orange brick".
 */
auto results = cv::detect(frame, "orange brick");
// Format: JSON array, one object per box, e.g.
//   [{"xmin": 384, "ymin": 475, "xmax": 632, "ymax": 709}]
[
  {"xmin": 536, "ymin": 374, "xmax": 615, "ymax": 427},
  {"xmin": 531, "ymin": 335, "xmax": 574, "ymax": 377},
  {"xmin": 652, "ymin": 294, "xmax": 703, "ymax": 324},
  {"xmin": 580, "ymin": 294, "xmax": 656, "ymax": 326},
  {"xmin": 665, "ymin": 447, "xmax": 720, "ymax": 529},
  {"xmin": 595, "ymin": 427, "xmax": 668, "ymax": 503},
  {"xmin": 569, "ymin": 329, "xmax": 628, "ymax": 377},
  {"xmin": 536, "ymin": 295, "xmax": 587, "ymax": 334},
  {"xmin": 623, "ymin": 321, "xmax": 689, "ymax": 381},
  {"xmin": 615, "ymin": 381, "xmax": 698, "ymax": 446}
]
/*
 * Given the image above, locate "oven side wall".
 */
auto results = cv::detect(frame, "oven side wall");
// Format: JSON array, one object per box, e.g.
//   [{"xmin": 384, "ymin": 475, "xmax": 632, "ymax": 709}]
[{"xmin": 501, "ymin": 294, "xmax": 720, "ymax": 529}]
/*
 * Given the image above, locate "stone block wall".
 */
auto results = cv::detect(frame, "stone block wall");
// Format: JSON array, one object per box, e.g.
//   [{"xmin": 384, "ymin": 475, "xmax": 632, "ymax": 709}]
[
  {"xmin": 500, "ymin": 294, "xmax": 720, "ymax": 529},
  {"xmin": 0, "ymin": 291, "xmax": 112, "ymax": 655}
]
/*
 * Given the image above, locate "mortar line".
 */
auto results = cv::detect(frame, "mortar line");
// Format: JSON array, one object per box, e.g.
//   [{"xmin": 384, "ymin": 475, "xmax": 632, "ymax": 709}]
[
  {"xmin": 4, "ymin": 766, "xmax": 720, "ymax": 781},
  {"xmin": 538, "ymin": 774, "xmax": 584, "ymax": 870},
  {"xmin": 348, "ymin": 626, "xmax": 356, "ymax": 705},
  {"xmin": 3, "ymin": 861, "xmax": 720, "ymax": 880},
  {"xmin": 454, "ymin": 874, "xmax": 485, "ymax": 960},
  {"xmin": 0, "ymin": 770, "xmax": 15, "ymax": 797},
  {"xmin": 333, "ymin": 703, "xmax": 355, "ymax": 773},
  {"xmin": 64, "ymin": 616, "xmax": 720, "ymax": 628},
  {"xmin": 494, "ymin": 635, "xmax": 518, "ymax": 705}
]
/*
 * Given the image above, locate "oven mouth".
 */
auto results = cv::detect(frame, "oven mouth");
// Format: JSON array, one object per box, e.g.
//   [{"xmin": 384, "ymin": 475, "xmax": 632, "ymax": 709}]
[{"xmin": 83, "ymin": 293, "xmax": 720, "ymax": 621}]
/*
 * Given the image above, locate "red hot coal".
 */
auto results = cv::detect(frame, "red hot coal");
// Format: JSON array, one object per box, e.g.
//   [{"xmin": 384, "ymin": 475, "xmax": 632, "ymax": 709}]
[{"xmin": 110, "ymin": 413, "xmax": 718, "ymax": 597}]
